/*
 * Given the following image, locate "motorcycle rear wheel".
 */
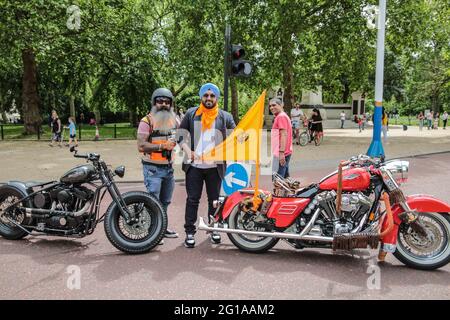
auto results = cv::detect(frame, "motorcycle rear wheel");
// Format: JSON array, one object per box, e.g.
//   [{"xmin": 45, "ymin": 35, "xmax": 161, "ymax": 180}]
[
  {"xmin": 0, "ymin": 186, "xmax": 31, "ymax": 240},
  {"xmin": 393, "ymin": 212, "xmax": 450, "ymax": 270},
  {"xmin": 104, "ymin": 191, "xmax": 167, "ymax": 254},
  {"xmin": 226, "ymin": 205, "xmax": 279, "ymax": 253}
]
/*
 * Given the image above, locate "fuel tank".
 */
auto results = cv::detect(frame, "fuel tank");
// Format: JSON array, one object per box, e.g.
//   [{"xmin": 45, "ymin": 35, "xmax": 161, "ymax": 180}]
[
  {"xmin": 318, "ymin": 167, "xmax": 371, "ymax": 192},
  {"xmin": 60, "ymin": 164, "xmax": 97, "ymax": 184}
]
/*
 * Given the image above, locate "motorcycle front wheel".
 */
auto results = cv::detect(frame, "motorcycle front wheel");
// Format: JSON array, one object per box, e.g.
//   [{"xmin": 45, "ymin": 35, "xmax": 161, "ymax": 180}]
[
  {"xmin": 226, "ymin": 205, "xmax": 279, "ymax": 253},
  {"xmin": 393, "ymin": 212, "xmax": 450, "ymax": 270},
  {"xmin": 104, "ymin": 191, "xmax": 167, "ymax": 254}
]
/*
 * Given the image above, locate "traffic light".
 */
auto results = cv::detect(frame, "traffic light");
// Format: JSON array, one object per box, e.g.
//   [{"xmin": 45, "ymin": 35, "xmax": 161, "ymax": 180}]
[{"xmin": 230, "ymin": 44, "xmax": 253, "ymax": 77}]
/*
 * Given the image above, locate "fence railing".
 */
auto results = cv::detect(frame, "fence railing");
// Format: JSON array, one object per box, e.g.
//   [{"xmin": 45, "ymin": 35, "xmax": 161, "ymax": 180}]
[{"xmin": 0, "ymin": 123, "xmax": 137, "ymax": 141}]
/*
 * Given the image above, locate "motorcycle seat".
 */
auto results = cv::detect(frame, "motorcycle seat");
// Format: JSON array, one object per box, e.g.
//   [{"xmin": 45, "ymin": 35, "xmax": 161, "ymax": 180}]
[{"xmin": 25, "ymin": 181, "xmax": 49, "ymax": 188}]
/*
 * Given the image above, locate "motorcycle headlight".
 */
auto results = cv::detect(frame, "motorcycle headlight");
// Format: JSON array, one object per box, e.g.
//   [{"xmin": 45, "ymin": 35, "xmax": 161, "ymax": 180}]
[
  {"xmin": 384, "ymin": 160, "xmax": 409, "ymax": 185},
  {"xmin": 114, "ymin": 165, "xmax": 125, "ymax": 178}
]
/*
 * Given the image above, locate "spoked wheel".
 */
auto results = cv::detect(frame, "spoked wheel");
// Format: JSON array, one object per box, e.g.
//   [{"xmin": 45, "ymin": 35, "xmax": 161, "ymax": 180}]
[
  {"xmin": 298, "ymin": 132, "xmax": 309, "ymax": 146},
  {"xmin": 104, "ymin": 191, "xmax": 167, "ymax": 254},
  {"xmin": 394, "ymin": 213, "xmax": 450, "ymax": 270},
  {"xmin": 226, "ymin": 205, "xmax": 279, "ymax": 253},
  {"xmin": 0, "ymin": 186, "xmax": 31, "ymax": 240},
  {"xmin": 314, "ymin": 132, "xmax": 323, "ymax": 146}
]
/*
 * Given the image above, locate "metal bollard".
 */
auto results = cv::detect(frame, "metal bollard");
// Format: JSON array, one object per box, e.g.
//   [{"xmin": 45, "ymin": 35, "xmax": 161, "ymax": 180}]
[
  {"xmin": 37, "ymin": 124, "xmax": 40, "ymax": 140},
  {"xmin": 1, "ymin": 124, "xmax": 3, "ymax": 140},
  {"xmin": 114, "ymin": 124, "xmax": 117, "ymax": 139}
]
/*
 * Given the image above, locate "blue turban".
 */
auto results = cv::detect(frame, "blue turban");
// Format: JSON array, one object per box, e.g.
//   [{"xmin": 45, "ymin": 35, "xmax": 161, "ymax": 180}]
[{"xmin": 199, "ymin": 83, "xmax": 220, "ymax": 98}]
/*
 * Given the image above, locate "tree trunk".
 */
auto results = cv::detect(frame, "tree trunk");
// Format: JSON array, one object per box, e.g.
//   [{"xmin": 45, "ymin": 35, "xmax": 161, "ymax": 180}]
[
  {"xmin": 69, "ymin": 95, "xmax": 76, "ymax": 119},
  {"xmin": 1, "ymin": 110, "xmax": 7, "ymax": 123},
  {"xmin": 342, "ymin": 82, "xmax": 350, "ymax": 104},
  {"xmin": 281, "ymin": 37, "xmax": 294, "ymax": 115},
  {"xmin": 94, "ymin": 109, "xmax": 101, "ymax": 124},
  {"xmin": 129, "ymin": 109, "xmax": 137, "ymax": 127},
  {"xmin": 230, "ymin": 78, "xmax": 239, "ymax": 124},
  {"xmin": 21, "ymin": 48, "xmax": 41, "ymax": 134}
]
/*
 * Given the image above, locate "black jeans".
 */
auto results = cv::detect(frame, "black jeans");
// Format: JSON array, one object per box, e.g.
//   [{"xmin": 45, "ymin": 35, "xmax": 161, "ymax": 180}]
[{"xmin": 184, "ymin": 166, "xmax": 222, "ymax": 234}]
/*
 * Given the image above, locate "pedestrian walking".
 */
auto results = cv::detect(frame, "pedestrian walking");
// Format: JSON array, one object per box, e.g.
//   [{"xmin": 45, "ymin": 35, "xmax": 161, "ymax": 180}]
[
  {"xmin": 340, "ymin": 111, "xmax": 346, "ymax": 129},
  {"xmin": 382, "ymin": 108, "xmax": 388, "ymax": 143},
  {"xmin": 427, "ymin": 111, "xmax": 433, "ymax": 130},
  {"xmin": 434, "ymin": 112, "xmax": 440, "ymax": 129},
  {"xmin": 418, "ymin": 112, "xmax": 424, "ymax": 131},
  {"xmin": 49, "ymin": 110, "xmax": 62, "ymax": 147},
  {"xmin": 64, "ymin": 117, "xmax": 78, "ymax": 147},
  {"xmin": 442, "ymin": 111, "xmax": 448, "ymax": 130}
]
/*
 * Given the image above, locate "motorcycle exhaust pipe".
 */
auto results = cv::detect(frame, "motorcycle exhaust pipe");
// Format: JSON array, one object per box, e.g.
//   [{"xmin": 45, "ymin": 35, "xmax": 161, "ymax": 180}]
[
  {"xmin": 22, "ymin": 202, "xmax": 91, "ymax": 218},
  {"xmin": 198, "ymin": 217, "xmax": 333, "ymax": 243}
]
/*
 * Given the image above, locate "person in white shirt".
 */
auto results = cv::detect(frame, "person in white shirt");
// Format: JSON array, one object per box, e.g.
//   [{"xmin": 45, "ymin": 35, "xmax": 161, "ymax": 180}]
[
  {"xmin": 426, "ymin": 111, "xmax": 433, "ymax": 130},
  {"xmin": 340, "ymin": 111, "xmax": 346, "ymax": 129},
  {"xmin": 442, "ymin": 111, "xmax": 448, "ymax": 130},
  {"xmin": 290, "ymin": 103, "xmax": 304, "ymax": 142}
]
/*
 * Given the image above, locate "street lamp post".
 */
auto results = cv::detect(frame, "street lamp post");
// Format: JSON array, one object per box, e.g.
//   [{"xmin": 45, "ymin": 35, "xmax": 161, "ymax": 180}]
[{"xmin": 367, "ymin": 0, "xmax": 387, "ymax": 158}]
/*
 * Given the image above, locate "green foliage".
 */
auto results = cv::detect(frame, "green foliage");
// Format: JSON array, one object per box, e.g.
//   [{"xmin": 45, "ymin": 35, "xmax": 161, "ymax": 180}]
[{"xmin": 0, "ymin": 0, "xmax": 448, "ymax": 126}]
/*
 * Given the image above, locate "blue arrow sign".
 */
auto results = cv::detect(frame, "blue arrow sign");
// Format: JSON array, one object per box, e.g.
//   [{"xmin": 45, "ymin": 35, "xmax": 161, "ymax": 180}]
[{"xmin": 222, "ymin": 163, "xmax": 250, "ymax": 195}]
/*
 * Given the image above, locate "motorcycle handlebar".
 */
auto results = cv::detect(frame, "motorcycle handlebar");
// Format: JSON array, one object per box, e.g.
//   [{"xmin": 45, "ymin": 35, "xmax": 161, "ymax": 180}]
[
  {"xmin": 73, "ymin": 152, "xmax": 100, "ymax": 161},
  {"xmin": 74, "ymin": 153, "xmax": 88, "ymax": 159}
]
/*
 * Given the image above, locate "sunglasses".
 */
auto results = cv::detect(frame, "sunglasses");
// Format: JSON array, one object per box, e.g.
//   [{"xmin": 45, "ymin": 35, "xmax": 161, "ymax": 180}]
[
  {"xmin": 203, "ymin": 93, "xmax": 216, "ymax": 99},
  {"xmin": 155, "ymin": 98, "xmax": 171, "ymax": 105}
]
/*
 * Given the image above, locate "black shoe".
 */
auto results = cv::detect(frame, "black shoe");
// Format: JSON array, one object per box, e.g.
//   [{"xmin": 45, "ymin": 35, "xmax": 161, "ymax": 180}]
[
  {"xmin": 164, "ymin": 229, "xmax": 179, "ymax": 238},
  {"xmin": 210, "ymin": 232, "xmax": 221, "ymax": 244},
  {"xmin": 184, "ymin": 234, "xmax": 195, "ymax": 248}
]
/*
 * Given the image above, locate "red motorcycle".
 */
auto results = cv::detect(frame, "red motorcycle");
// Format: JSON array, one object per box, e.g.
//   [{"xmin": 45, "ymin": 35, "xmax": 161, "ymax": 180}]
[{"xmin": 199, "ymin": 154, "xmax": 450, "ymax": 270}]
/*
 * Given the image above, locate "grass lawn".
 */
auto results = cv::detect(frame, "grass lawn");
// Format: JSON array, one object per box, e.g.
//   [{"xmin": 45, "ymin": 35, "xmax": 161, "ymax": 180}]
[{"xmin": 0, "ymin": 123, "xmax": 137, "ymax": 140}]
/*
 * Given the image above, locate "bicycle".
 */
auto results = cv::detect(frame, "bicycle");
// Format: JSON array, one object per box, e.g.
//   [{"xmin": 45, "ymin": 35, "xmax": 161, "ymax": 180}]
[{"xmin": 298, "ymin": 119, "xmax": 323, "ymax": 146}]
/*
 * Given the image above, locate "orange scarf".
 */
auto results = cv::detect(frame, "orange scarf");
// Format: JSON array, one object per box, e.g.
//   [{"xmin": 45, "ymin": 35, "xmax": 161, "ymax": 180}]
[{"xmin": 195, "ymin": 103, "xmax": 219, "ymax": 131}]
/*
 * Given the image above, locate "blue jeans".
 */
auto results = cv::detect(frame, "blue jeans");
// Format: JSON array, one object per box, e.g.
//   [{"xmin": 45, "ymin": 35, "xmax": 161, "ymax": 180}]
[
  {"xmin": 272, "ymin": 154, "xmax": 291, "ymax": 178},
  {"xmin": 142, "ymin": 163, "xmax": 175, "ymax": 213}
]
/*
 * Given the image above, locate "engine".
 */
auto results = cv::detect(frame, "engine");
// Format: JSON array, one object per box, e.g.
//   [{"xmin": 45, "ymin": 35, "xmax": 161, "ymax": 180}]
[
  {"xmin": 302, "ymin": 191, "xmax": 372, "ymax": 237},
  {"xmin": 32, "ymin": 186, "xmax": 94, "ymax": 229}
]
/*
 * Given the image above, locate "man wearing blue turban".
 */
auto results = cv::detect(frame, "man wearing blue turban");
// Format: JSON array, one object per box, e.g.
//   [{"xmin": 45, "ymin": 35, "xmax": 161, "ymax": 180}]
[{"xmin": 178, "ymin": 82, "xmax": 236, "ymax": 248}]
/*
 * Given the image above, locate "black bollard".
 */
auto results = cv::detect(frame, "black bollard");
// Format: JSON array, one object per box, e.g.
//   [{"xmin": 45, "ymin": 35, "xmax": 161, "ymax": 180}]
[
  {"xmin": 1, "ymin": 124, "xmax": 3, "ymax": 140},
  {"xmin": 114, "ymin": 124, "xmax": 117, "ymax": 139}
]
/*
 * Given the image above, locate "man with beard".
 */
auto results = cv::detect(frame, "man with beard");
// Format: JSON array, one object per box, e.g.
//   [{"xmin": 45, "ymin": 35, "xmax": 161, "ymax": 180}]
[
  {"xmin": 137, "ymin": 88, "xmax": 179, "ymax": 243},
  {"xmin": 179, "ymin": 83, "xmax": 236, "ymax": 248}
]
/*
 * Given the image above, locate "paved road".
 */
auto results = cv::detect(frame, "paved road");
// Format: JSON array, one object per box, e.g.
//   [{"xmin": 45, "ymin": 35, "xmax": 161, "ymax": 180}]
[{"xmin": 1, "ymin": 153, "xmax": 449, "ymax": 299}]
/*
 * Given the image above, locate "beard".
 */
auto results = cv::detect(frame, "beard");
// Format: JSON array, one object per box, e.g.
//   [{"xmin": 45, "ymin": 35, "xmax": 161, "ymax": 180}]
[
  {"xmin": 202, "ymin": 99, "xmax": 217, "ymax": 109},
  {"xmin": 150, "ymin": 106, "xmax": 177, "ymax": 133}
]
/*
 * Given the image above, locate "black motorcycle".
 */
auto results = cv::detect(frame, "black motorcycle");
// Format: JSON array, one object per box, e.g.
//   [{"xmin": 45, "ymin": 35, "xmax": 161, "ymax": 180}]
[{"xmin": 0, "ymin": 146, "xmax": 167, "ymax": 253}]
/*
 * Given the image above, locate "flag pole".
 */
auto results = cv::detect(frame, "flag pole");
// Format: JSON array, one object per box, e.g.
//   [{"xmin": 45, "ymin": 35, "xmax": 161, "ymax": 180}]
[{"xmin": 252, "ymin": 91, "xmax": 265, "ymax": 209}]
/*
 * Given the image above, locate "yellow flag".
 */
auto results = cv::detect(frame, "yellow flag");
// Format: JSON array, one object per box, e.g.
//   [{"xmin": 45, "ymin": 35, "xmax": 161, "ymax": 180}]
[
  {"xmin": 202, "ymin": 90, "xmax": 266, "ymax": 208},
  {"xmin": 201, "ymin": 90, "xmax": 266, "ymax": 162}
]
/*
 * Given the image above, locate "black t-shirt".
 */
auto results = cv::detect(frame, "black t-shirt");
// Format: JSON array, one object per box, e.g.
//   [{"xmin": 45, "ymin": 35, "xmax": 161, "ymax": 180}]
[{"xmin": 51, "ymin": 117, "xmax": 60, "ymax": 133}]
